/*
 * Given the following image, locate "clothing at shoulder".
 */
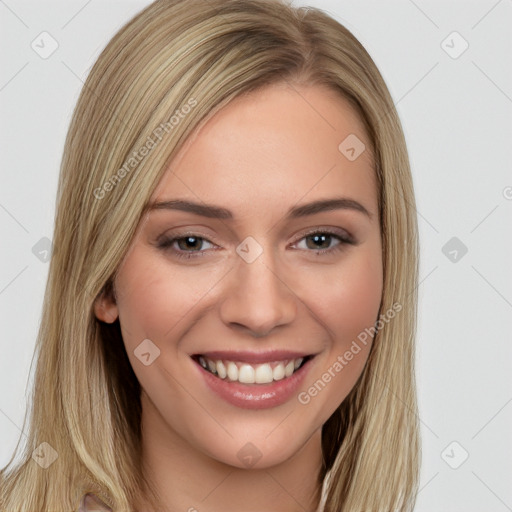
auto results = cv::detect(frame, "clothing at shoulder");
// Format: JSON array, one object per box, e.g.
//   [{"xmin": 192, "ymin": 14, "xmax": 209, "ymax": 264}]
[{"xmin": 78, "ymin": 493, "xmax": 113, "ymax": 512}]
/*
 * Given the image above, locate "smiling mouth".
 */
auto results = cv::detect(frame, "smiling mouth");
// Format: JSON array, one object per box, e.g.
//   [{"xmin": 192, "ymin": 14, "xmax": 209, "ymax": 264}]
[{"xmin": 192, "ymin": 354, "xmax": 312, "ymax": 385}]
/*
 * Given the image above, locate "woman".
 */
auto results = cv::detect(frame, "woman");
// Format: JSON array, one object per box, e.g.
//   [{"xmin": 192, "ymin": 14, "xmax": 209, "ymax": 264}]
[{"xmin": 0, "ymin": 0, "xmax": 420, "ymax": 510}]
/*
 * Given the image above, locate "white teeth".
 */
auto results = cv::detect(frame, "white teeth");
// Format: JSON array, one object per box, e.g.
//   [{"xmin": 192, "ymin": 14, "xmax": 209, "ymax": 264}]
[
  {"xmin": 207, "ymin": 359, "xmax": 217, "ymax": 373},
  {"xmin": 273, "ymin": 363, "xmax": 285, "ymax": 380},
  {"xmin": 216, "ymin": 360, "xmax": 227, "ymax": 379},
  {"xmin": 238, "ymin": 364, "xmax": 255, "ymax": 384},
  {"xmin": 284, "ymin": 360, "xmax": 295, "ymax": 377},
  {"xmin": 199, "ymin": 356, "xmax": 307, "ymax": 384},
  {"xmin": 227, "ymin": 361, "xmax": 238, "ymax": 381},
  {"xmin": 255, "ymin": 363, "xmax": 274, "ymax": 384}
]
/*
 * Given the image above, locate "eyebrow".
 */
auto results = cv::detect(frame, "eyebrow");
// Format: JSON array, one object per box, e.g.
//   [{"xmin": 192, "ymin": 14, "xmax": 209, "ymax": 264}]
[{"xmin": 146, "ymin": 197, "xmax": 372, "ymax": 220}]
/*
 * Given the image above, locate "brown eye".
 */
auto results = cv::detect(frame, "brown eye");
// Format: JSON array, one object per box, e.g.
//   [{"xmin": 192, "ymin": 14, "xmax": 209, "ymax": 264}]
[
  {"xmin": 304, "ymin": 233, "xmax": 336, "ymax": 250},
  {"xmin": 157, "ymin": 235, "xmax": 216, "ymax": 259},
  {"xmin": 293, "ymin": 229, "xmax": 354, "ymax": 254},
  {"xmin": 176, "ymin": 236, "xmax": 205, "ymax": 251}
]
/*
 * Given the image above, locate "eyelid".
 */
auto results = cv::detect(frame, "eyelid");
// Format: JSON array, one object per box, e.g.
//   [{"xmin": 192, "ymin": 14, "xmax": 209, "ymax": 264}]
[
  {"xmin": 289, "ymin": 226, "xmax": 355, "ymax": 247},
  {"xmin": 156, "ymin": 225, "xmax": 356, "ymax": 261},
  {"xmin": 156, "ymin": 228, "xmax": 220, "ymax": 245},
  {"xmin": 158, "ymin": 226, "xmax": 353, "ymax": 246}
]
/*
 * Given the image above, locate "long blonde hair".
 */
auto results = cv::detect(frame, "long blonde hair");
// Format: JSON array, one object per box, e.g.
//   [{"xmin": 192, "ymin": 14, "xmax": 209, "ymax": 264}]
[{"xmin": 0, "ymin": 0, "xmax": 420, "ymax": 510}]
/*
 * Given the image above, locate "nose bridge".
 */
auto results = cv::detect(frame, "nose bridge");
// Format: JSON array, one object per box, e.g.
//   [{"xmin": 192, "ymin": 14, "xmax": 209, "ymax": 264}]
[
  {"xmin": 242, "ymin": 252, "xmax": 283, "ymax": 299},
  {"xmin": 219, "ymin": 240, "xmax": 296, "ymax": 335}
]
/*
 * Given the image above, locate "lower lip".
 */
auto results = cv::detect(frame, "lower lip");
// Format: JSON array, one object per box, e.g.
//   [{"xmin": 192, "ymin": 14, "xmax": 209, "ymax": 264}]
[{"xmin": 194, "ymin": 358, "xmax": 313, "ymax": 409}]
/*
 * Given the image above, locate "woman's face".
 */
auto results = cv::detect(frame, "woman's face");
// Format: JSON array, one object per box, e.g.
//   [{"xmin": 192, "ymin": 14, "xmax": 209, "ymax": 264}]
[{"xmin": 95, "ymin": 83, "xmax": 382, "ymax": 469}]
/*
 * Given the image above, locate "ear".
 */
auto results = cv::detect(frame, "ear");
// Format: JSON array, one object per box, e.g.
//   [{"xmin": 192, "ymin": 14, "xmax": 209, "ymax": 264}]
[{"xmin": 93, "ymin": 280, "xmax": 119, "ymax": 324}]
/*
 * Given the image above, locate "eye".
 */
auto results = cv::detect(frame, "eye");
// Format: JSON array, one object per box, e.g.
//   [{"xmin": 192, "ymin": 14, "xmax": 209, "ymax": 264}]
[
  {"xmin": 157, "ymin": 228, "xmax": 355, "ymax": 261},
  {"xmin": 157, "ymin": 235, "xmax": 216, "ymax": 259},
  {"xmin": 291, "ymin": 229, "xmax": 355, "ymax": 255}
]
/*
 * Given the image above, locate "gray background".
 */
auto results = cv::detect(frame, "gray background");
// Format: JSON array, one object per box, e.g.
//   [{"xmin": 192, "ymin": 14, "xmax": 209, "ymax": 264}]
[{"xmin": 1, "ymin": 1, "xmax": 511, "ymax": 510}]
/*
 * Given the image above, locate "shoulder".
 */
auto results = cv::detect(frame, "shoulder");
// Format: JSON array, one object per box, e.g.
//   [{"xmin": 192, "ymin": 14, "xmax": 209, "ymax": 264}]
[{"xmin": 78, "ymin": 493, "xmax": 113, "ymax": 512}]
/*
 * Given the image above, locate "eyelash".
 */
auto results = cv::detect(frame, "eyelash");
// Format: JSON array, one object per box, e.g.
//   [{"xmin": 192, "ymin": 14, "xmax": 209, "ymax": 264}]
[{"xmin": 157, "ymin": 229, "xmax": 355, "ymax": 260}]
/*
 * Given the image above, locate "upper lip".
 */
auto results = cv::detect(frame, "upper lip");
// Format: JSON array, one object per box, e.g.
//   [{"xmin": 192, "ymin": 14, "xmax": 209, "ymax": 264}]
[{"xmin": 192, "ymin": 350, "xmax": 313, "ymax": 364}]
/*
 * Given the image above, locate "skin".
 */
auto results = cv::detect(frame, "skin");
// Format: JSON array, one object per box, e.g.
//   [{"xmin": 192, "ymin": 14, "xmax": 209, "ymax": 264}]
[{"xmin": 94, "ymin": 82, "xmax": 383, "ymax": 512}]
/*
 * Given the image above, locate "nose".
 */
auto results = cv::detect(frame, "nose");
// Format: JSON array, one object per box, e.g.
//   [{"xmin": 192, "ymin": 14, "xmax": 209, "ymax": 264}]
[{"xmin": 219, "ymin": 250, "xmax": 297, "ymax": 337}]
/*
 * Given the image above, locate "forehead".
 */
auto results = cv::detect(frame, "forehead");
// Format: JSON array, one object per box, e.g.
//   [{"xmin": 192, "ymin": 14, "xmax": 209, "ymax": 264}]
[{"xmin": 152, "ymin": 83, "xmax": 377, "ymax": 216}]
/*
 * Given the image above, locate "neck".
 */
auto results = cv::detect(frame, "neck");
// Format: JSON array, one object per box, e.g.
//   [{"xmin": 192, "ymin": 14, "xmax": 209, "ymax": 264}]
[{"xmin": 135, "ymin": 392, "xmax": 324, "ymax": 512}]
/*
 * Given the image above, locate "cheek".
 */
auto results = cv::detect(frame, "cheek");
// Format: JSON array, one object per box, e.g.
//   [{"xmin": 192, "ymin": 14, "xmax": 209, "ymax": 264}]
[
  {"xmin": 296, "ymin": 245, "xmax": 382, "ymax": 409},
  {"xmin": 114, "ymin": 249, "xmax": 225, "ymax": 345},
  {"xmin": 301, "ymin": 244, "xmax": 383, "ymax": 341}
]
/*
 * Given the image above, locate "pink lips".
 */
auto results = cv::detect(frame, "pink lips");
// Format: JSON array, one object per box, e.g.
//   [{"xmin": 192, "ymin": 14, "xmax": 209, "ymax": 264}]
[{"xmin": 192, "ymin": 350, "xmax": 314, "ymax": 409}]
